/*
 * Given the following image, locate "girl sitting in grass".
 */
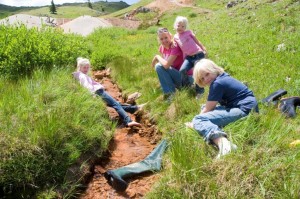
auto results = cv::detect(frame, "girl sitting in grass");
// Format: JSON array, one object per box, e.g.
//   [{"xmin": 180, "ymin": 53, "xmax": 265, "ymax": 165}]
[
  {"xmin": 73, "ymin": 57, "xmax": 142, "ymax": 127},
  {"xmin": 186, "ymin": 59, "xmax": 258, "ymax": 158},
  {"xmin": 173, "ymin": 16, "xmax": 207, "ymax": 99},
  {"xmin": 151, "ymin": 27, "xmax": 193, "ymax": 102}
]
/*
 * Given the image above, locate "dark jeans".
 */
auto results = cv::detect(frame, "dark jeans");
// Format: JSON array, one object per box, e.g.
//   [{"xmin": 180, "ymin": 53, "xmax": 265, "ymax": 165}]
[
  {"xmin": 155, "ymin": 63, "xmax": 182, "ymax": 94},
  {"xmin": 95, "ymin": 89, "xmax": 138, "ymax": 125},
  {"xmin": 180, "ymin": 52, "xmax": 205, "ymax": 94}
]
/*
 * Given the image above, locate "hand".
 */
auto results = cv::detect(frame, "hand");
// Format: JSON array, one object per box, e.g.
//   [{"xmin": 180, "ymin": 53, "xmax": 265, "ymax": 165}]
[
  {"xmin": 151, "ymin": 55, "xmax": 158, "ymax": 67},
  {"xmin": 170, "ymin": 42, "xmax": 175, "ymax": 48},
  {"xmin": 203, "ymin": 50, "xmax": 208, "ymax": 58}
]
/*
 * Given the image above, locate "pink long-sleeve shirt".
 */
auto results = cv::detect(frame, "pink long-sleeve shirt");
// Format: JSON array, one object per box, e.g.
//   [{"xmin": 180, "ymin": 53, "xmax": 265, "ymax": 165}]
[{"xmin": 73, "ymin": 71, "xmax": 103, "ymax": 93}]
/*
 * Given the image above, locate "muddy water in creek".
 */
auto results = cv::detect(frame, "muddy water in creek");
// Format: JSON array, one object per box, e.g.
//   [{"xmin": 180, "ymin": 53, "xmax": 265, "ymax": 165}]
[{"xmin": 79, "ymin": 70, "xmax": 162, "ymax": 199}]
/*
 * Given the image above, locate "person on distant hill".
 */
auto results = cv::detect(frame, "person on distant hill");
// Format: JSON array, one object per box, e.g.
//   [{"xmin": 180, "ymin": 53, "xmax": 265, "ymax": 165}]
[
  {"xmin": 73, "ymin": 57, "xmax": 143, "ymax": 127},
  {"xmin": 173, "ymin": 16, "xmax": 207, "ymax": 99},
  {"xmin": 151, "ymin": 27, "xmax": 193, "ymax": 102},
  {"xmin": 185, "ymin": 59, "xmax": 258, "ymax": 159}
]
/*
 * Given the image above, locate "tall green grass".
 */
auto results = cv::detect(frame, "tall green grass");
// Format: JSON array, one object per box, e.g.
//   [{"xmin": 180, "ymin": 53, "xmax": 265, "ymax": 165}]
[
  {"xmin": 0, "ymin": 20, "xmax": 109, "ymax": 197},
  {"xmin": 0, "ymin": 69, "xmax": 113, "ymax": 197},
  {"xmin": 87, "ymin": 0, "xmax": 300, "ymax": 197}
]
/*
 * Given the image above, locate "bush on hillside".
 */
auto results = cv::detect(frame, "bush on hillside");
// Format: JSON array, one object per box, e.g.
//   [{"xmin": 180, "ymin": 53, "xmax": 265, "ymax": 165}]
[{"xmin": 0, "ymin": 24, "xmax": 89, "ymax": 80}]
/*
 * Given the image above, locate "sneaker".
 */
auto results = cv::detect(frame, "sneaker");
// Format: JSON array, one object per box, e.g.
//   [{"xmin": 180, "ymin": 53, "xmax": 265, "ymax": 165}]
[
  {"xmin": 136, "ymin": 102, "xmax": 148, "ymax": 112},
  {"xmin": 216, "ymin": 137, "xmax": 233, "ymax": 159},
  {"xmin": 163, "ymin": 93, "xmax": 174, "ymax": 104},
  {"xmin": 126, "ymin": 92, "xmax": 142, "ymax": 104},
  {"xmin": 231, "ymin": 143, "xmax": 238, "ymax": 151}
]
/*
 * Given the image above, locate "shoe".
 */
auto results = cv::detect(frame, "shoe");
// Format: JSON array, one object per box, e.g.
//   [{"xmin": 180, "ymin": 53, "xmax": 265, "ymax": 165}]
[
  {"xmin": 137, "ymin": 102, "xmax": 148, "ymax": 112},
  {"xmin": 104, "ymin": 170, "xmax": 128, "ymax": 192},
  {"xmin": 126, "ymin": 92, "xmax": 142, "ymax": 104},
  {"xmin": 231, "ymin": 143, "xmax": 238, "ymax": 151},
  {"xmin": 164, "ymin": 94, "xmax": 174, "ymax": 104},
  {"xmin": 216, "ymin": 137, "xmax": 237, "ymax": 159},
  {"xmin": 279, "ymin": 97, "xmax": 300, "ymax": 118},
  {"xmin": 261, "ymin": 89, "xmax": 287, "ymax": 105}
]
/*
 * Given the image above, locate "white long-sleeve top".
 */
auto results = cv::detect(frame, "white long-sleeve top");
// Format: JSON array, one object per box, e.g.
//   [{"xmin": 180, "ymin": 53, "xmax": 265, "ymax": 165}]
[{"xmin": 73, "ymin": 71, "xmax": 103, "ymax": 93}]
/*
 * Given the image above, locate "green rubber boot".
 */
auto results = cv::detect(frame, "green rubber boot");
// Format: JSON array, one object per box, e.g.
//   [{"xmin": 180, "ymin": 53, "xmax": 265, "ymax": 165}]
[{"xmin": 104, "ymin": 139, "xmax": 168, "ymax": 192}]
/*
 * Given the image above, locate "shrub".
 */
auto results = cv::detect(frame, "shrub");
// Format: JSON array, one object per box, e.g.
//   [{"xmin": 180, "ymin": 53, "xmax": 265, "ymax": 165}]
[{"xmin": 0, "ymin": 24, "xmax": 89, "ymax": 80}]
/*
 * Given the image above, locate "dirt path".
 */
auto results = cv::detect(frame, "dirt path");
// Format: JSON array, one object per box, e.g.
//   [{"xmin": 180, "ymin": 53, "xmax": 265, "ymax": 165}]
[
  {"xmin": 146, "ymin": 0, "xmax": 194, "ymax": 13},
  {"xmin": 107, "ymin": 0, "xmax": 212, "ymax": 29},
  {"xmin": 79, "ymin": 69, "xmax": 162, "ymax": 199}
]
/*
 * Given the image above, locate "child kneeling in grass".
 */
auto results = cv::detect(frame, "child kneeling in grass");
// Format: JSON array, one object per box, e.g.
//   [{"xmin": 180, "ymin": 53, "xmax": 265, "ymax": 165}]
[
  {"xmin": 186, "ymin": 59, "xmax": 258, "ymax": 158},
  {"xmin": 73, "ymin": 57, "xmax": 142, "ymax": 127}
]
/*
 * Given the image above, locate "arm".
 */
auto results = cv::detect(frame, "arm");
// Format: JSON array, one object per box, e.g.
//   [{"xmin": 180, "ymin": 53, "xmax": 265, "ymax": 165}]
[
  {"xmin": 154, "ymin": 54, "xmax": 177, "ymax": 69},
  {"xmin": 78, "ymin": 73, "xmax": 94, "ymax": 91},
  {"xmin": 200, "ymin": 101, "xmax": 218, "ymax": 114},
  {"xmin": 151, "ymin": 56, "xmax": 159, "ymax": 67},
  {"xmin": 155, "ymin": 55, "xmax": 177, "ymax": 69},
  {"xmin": 191, "ymin": 34, "xmax": 207, "ymax": 53}
]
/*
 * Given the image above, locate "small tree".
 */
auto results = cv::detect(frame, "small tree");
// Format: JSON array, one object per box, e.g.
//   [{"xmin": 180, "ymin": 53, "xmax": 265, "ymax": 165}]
[
  {"xmin": 87, "ymin": 0, "xmax": 93, "ymax": 9},
  {"xmin": 50, "ymin": 0, "xmax": 57, "ymax": 14}
]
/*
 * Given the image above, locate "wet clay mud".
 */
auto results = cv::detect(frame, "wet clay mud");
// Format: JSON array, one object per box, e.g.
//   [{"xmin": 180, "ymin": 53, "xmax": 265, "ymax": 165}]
[{"xmin": 79, "ymin": 69, "xmax": 162, "ymax": 199}]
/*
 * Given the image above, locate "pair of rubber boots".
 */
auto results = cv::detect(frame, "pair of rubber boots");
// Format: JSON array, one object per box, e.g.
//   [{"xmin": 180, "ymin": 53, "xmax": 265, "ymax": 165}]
[
  {"xmin": 262, "ymin": 89, "xmax": 300, "ymax": 118},
  {"xmin": 104, "ymin": 139, "xmax": 168, "ymax": 192}
]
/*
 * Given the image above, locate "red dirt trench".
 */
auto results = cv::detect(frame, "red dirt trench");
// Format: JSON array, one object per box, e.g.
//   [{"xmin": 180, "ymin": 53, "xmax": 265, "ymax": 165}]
[{"xmin": 80, "ymin": 70, "xmax": 162, "ymax": 199}]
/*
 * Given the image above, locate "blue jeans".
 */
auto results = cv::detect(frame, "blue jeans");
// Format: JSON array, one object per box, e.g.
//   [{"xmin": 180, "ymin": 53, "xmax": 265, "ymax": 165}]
[
  {"xmin": 96, "ymin": 89, "xmax": 138, "ymax": 125},
  {"xmin": 155, "ymin": 63, "xmax": 182, "ymax": 94},
  {"xmin": 192, "ymin": 106, "xmax": 248, "ymax": 144},
  {"xmin": 180, "ymin": 52, "xmax": 205, "ymax": 94}
]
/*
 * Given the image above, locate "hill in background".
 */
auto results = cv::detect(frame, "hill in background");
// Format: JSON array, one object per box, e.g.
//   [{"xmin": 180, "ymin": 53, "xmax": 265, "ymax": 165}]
[
  {"xmin": 0, "ymin": 1, "xmax": 129, "ymax": 19},
  {"xmin": 0, "ymin": 4, "xmax": 34, "ymax": 19}
]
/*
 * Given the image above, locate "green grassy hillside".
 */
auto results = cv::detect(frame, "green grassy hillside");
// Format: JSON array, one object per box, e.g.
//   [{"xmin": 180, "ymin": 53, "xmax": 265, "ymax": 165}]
[
  {"xmin": 23, "ymin": 2, "xmax": 129, "ymax": 18},
  {"xmin": 0, "ymin": 1, "xmax": 129, "ymax": 19},
  {"xmin": 105, "ymin": 0, "xmax": 153, "ymax": 18},
  {"xmin": 0, "ymin": 4, "xmax": 34, "ymax": 19},
  {"xmin": 1, "ymin": 0, "xmax": 299, "ymax": 198},
  {"xmin": 86, "ymin": 0, "xmax": 300, "ymax": 198},
  {"xmin": 22, "ymin": 6, "xmax": 100, "ymax": 18}
]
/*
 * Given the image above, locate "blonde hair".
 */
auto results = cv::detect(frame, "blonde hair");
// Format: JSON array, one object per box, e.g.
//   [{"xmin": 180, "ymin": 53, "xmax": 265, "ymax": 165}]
[
  {"xmin": 157, "ymin": 27, "xmax": 169, "ymax": 35},
  {"xmin": 193, "ymin": 59, "xmax": 224, "ymax": 87},
  {"xmin": 76, "ymin": 57, "xmax": 91, "ymax": 72},
  {"xmin": 173, "ymin": 16, "xmax": 188, "ymax": 30},
  {"xmin": 156, "ymin": 27, "xmax": 174, "ymax": 46}
]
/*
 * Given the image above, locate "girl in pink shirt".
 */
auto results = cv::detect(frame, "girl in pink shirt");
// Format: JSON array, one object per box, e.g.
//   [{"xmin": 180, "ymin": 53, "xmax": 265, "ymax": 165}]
[
  {"xmin": 73, "ymin": 57, "xmax": 142, "ymax": 127},
  {"xmin": 173, "ymin": 16, "xmax": 207, "ymax": 99},
  {"xmin": 151, "ymin": 27, "xmax": 192, "ymax": 102}
]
